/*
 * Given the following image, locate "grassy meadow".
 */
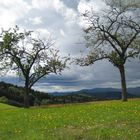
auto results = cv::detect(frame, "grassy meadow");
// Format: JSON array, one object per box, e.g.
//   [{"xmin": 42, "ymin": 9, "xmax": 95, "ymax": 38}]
[
  {"xmin": 0, "ymin": 103, "xmax": 17, "ymax": 109},
  {"xmin": 0, "ymin": 99, "xmax": 140, "ymax": 140}
]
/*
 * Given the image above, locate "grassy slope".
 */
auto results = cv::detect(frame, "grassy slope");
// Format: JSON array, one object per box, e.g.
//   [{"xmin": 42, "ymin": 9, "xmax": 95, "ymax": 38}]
[
  {"xmin": 0, "ymin": 100, "xmax": 140, "ymax": 140},
  {"xmin": 0, "ymin": 103, "xmax": 17, "ymax": 109}
]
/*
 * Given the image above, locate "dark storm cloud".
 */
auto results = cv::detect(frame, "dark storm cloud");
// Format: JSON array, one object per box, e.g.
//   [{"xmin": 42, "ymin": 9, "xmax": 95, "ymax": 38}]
[
  {"xmin": 0, "ymin": 59, "xmax": 140, "ymax": 92},
  {"xmin": 0, "ymin": 76, "xmax": 24, "ymax": 86},
  {"xmin": 125, "ymin": 60, "xmax": 140, "ymax": 81}
]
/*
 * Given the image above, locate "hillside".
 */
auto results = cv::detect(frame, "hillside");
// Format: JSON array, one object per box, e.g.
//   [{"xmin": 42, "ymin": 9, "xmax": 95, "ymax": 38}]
[
  {"xmin": 0, "ymin": 82, "xmax": 96, "ymax": 106},
  {"xmin": 50, "ymin": 87, "xmax": 140, "ymax": 100},
  {"xmin": 0, "ymin": 81, "xmax": 140, "ymax": 107},
  {"xmin": 0, "ymin": 103, "xmax": 17, "ymax": 109},
  {"xmin": 0, "ymin": 81, "xmax": 50, "ymax": 106},
  {"xmin": 0, "ymin": 99, "xmax": 140, "ymax": 140}
]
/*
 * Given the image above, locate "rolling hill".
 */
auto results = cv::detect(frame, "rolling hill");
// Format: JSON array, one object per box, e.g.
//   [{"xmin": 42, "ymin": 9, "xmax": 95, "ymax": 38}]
[{"xmin": 50, "ymin": 87, "xmax": 140, "ymax": 100}]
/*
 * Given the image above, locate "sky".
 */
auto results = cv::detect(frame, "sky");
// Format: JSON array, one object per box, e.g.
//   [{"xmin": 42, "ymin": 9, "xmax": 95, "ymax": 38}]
[{"xmin": 0, "ymin": 0, "xmax": 140, "ymax": 92}]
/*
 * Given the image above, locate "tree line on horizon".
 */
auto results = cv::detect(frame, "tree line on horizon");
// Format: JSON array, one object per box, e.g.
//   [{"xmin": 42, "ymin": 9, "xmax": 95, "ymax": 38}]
[
  {"xmin": 0, "ymin": 0, "xmax": 140, "ymax": 107},
  {"xmin": 0, "ymin": 81, "xmax": 98, "ymax": 106}
]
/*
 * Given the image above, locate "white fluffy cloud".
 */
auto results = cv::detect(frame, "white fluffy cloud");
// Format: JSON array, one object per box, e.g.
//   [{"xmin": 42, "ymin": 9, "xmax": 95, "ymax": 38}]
[
  {"xmin": 31, "ymin": 0, "xmax": 77, "ymax": 21},
  {"xmin": 78, "ymin": 0, "xmax": 106, "ymax": 13},
  {"xmin": 0, "ymin": 0, "xmax": 31, "ymax": 28},
  {"xmin": 28, "ymin": 17, "xmax": 43, "ymax": 25}
]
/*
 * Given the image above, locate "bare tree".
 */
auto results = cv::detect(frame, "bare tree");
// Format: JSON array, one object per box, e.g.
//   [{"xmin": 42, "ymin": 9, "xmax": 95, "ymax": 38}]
[
  {"xmin": 76, "ymin": 4, "xmax": 140, "ymax": 101},
  {"xmin": 0, "ymin": 26, "xmax": 69, "ymax": 107},
  {"xmin": 105, "ymin": 0, "xmax": 140, "ymax": 8}
]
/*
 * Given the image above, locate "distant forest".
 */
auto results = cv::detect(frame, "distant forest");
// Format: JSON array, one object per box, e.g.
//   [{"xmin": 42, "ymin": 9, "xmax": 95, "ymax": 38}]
[
  {"xmin": 0, "ymin": 82, "xmax": 97, "ymax": 107},
  {"xmin": 0, "ymin": 82, "xmax": 139, "ymax": 107}
]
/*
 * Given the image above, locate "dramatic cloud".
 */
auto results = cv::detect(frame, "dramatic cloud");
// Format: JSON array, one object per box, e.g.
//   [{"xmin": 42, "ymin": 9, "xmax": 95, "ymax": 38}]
[
  {"xmin": 0, "ymin": 0, "xmax": 140, "ymax": 92},
  {"xmin": 78, "ymin": 0, "xmax": 106, "ymax": 13},
  {"xmin": 0, "ymin": 0, "xmax": 31, "ymax": 28}
]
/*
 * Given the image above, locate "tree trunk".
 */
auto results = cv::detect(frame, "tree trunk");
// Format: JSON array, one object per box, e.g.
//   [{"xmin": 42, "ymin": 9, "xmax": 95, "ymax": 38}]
[
  {"xmin": 119, "ymin": 65, "xmax": 127, "ymax": 101},
  {"xmin": 24, "ymin": 82, "xmax": 30, "ymax": 108}
]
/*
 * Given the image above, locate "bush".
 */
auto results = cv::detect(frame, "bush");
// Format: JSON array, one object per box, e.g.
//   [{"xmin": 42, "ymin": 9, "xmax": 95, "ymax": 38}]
[
  {"xmin": 34, "ymin": 98, "xmax": 41, "ymax": 106},
  {"xmin": 8, "ymin": 100, "xmax": 24, "ymax": 107},
  {"xmin": 41, "ymin": 99, "xmax": 51, "ymax": 105},
  {"xmin": 0, "ymin": 96, "xmax": 9, "ymax": 104}
]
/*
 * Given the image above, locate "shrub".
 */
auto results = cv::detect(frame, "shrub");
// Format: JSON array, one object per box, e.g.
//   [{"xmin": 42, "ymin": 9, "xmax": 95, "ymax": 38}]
[
  {"xmin": 8, "ymin": 100, "xmax": 24, "ymax": 107},
  {"xmin": 34, "ymin": 98, "xmax": 41, "ymax": 106},
  {"xmin": 0, "ymin": 96, "xmax": 9, "ymax": 104},
  {"xmin": 41, "ymin": 99, "xmax": 51, "ymax": 105}
]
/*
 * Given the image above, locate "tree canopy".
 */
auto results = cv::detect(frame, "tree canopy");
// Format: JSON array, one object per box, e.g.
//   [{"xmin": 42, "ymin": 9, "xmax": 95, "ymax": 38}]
[
  {"xmin": 76, "ymin": 3, "xmax": 140, "ymax": 101},
  {"xmin": 0, "ymin": 26, "xmax": 69, "ymax": 107}
]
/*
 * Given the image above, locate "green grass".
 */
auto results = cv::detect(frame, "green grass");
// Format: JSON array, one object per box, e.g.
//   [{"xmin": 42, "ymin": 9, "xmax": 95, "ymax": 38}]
[
  {"xmin": 0, "ymin": 103, "xmax": 17, "ymax": 109},
  {"xmin": 0, "ymin": 99, "xmax": 140, "ymax": 140}
]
